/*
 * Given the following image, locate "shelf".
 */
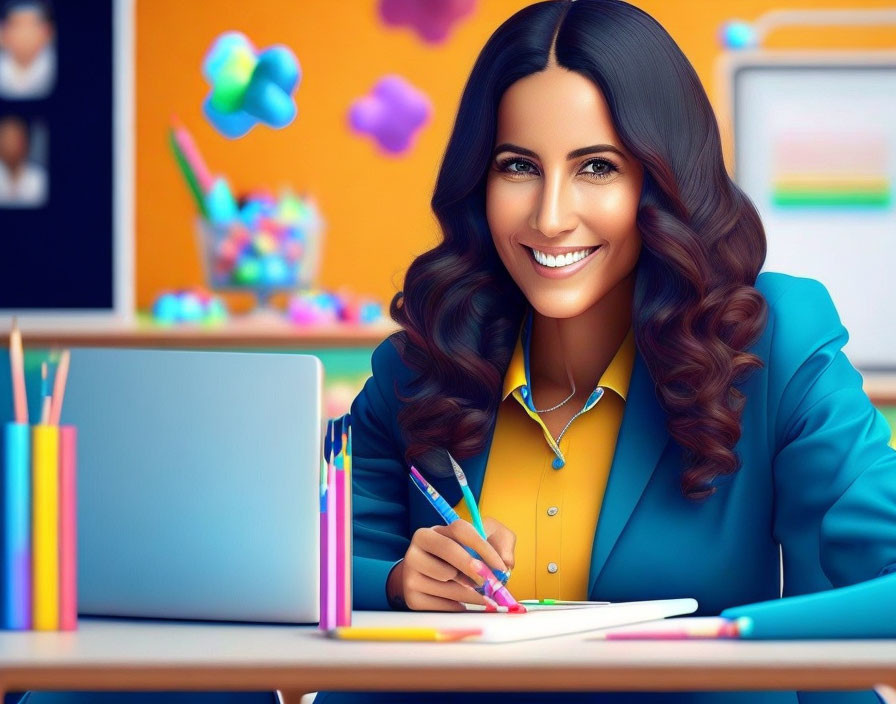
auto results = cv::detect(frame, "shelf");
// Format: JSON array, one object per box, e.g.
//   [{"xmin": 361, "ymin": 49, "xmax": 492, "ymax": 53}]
[
  {"xmin": 7, "ymin": 318, "xmax": 400, "ymax": 349},
  {"xmin": 863, "ymin": 372, "xmax": 896, "ymax": 405}
]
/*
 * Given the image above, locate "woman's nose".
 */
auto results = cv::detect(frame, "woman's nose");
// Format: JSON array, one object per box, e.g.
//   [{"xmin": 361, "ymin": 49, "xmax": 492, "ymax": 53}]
[{"xmin": 530, "ymin": 169, "xmax": 578, "ymax": 238}]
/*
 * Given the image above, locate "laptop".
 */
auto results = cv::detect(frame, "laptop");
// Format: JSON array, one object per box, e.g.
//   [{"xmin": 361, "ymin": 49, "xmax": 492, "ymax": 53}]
[{"xmin": 61, "ymin": 348, "xmax": 323, "ymax": 624}]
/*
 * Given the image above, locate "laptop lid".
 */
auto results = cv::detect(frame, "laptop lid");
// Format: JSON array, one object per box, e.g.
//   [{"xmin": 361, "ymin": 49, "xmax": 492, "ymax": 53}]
[{"xmin": 62, "ymin": 348, "xmax": 322, "ymax": 624}]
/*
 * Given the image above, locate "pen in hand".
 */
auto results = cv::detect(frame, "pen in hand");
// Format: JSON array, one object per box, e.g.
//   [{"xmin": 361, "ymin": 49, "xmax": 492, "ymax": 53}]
[{"xmin": 408, "ymin": 466, "xmax": 523, "ymax": 611}]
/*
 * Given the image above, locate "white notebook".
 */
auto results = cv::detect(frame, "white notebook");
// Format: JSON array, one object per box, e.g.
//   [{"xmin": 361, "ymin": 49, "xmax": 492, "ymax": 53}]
[{"xmin": 349, "ymin": 598, "xmax": 698, "ymax": 643}]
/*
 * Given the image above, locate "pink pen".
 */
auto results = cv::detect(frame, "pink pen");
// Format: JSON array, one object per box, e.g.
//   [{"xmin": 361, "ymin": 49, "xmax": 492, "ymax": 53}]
[{"xmin": 471, "ymin": 560, "xmax": 526, "ymax": 613}]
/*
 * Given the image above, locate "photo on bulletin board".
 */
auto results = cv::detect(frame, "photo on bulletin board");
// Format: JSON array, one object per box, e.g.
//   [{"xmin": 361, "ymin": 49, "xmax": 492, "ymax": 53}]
[
  {"xmin": 0, "ymin": 0, "xmax": 56, "ymax": 100},
  {"xmin": 0, "ymin": 0, "xmax": 133, "ymax": 329},
  {"xmin": 721, "ymin": 52, "xmax": 896, "ymax": 370},
  {"xmin": 0, "ymin": 114, "xmax": 47, "ymax": 206}
]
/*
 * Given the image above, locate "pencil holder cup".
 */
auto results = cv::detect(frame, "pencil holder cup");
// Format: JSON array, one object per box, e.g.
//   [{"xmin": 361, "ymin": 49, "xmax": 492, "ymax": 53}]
[{"xmin": 1, "ymin": 423, "xmax": 77, "ymax": 631}]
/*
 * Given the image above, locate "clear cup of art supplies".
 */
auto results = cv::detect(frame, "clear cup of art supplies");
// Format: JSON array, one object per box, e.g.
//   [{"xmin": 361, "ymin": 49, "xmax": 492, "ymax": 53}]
[{"xmin": 195, "ymin": 186, "xmax": 325, "ymax": 315}]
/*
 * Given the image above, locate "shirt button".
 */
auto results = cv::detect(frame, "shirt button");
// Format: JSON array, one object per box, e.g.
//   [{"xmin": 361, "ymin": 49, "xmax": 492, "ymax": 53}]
[
  {"xmin": 547, "ymin": 562, "xmax": 558, "ymax": 574},
  {"xmin": 547, "ymin": 506, "xmax": 559, "ymax": 516},
  {"xmin": 552, "ymin": 457, "xmax": 565, "ymax": 469},
  {"xmin": 521, "ymin": 386, "xmax": 529, "ymax": 398}
]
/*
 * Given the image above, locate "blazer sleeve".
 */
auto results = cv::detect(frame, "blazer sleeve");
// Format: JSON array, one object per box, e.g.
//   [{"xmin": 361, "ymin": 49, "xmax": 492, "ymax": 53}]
[
  {"xmin": 349, "ymin": 336, "xmax": 412, "ymax": 610},
  {"xmin": 769, "ymin": 276, "xmax": 896, "ymax": 589}
]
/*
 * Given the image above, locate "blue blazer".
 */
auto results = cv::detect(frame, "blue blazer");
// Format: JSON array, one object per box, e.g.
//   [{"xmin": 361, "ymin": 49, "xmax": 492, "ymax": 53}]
[{"xmin": 346, "ymin": 271, "xmax": 896, "ymax": 704}]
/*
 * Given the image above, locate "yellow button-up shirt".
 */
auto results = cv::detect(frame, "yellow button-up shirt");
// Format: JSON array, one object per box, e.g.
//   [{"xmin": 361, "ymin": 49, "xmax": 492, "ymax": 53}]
[{"xmin": 454, "ymin": 310, "xmax": 635, "ymax": 600}]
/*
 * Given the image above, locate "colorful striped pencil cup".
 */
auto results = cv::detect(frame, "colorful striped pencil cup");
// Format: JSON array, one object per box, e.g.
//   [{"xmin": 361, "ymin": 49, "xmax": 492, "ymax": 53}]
[
  {"xmin": 3, "ymin": 422, "xmax": 31, "ymax": 630},
  {"xmin": 1, "ymin": 422, "xmax": 77, "ymax": 631}
]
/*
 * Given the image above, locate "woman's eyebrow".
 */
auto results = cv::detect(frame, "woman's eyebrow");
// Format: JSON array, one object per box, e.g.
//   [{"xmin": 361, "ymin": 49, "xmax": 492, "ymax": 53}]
[{"xmin": 492, "ymin": 142, "xmax": 628, "ymax": 161}]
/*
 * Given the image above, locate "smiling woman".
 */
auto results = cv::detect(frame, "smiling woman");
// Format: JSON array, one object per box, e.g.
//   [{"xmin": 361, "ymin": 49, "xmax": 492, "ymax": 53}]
[
  {"xmin": 392, "ymin": 0, "xmax": 767, "ymax": 502},
  {"xmin": 324, "ymin": 0, "xmax": 896, "ymax": 702}
]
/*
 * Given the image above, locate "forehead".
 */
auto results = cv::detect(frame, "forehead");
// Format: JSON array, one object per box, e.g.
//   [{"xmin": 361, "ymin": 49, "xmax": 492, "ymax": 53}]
[
  {"xmin": 495, "ymin": 66, "xmax": 621, "ymax": 149},
  {"xmin": 5, "ymin": 7, "xmax": 45, "ymax": 23}
]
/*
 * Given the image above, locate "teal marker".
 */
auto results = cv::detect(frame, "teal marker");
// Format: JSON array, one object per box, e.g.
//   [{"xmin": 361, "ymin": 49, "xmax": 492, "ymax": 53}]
[{"xmin": 447, "ymin": 452, "xmax": 510, "ymax": 584}]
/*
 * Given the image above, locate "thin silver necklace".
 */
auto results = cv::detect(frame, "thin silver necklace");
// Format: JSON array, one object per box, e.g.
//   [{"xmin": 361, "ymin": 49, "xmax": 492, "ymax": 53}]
[{"xmin": 529, "ymin": 363, "xmax": 577, "ymax": 413}]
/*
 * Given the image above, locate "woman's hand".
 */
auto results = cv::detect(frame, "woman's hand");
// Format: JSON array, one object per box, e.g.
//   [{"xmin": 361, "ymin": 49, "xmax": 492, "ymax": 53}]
[{"xmin": 387, "ymin": 517, "xmax": 516, "ymax": 611}]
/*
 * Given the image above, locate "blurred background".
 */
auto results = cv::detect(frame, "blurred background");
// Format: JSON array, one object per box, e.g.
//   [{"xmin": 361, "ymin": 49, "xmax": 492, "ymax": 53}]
[{"xmin": 1, "ymin": 0, "xmax": 896, "ymax": 423}]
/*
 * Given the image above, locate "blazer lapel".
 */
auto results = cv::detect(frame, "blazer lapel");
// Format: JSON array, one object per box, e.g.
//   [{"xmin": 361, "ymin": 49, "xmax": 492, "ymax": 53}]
[{"xmin": 588, "ymin": 350, "xmax": 670, "ymax": 597}]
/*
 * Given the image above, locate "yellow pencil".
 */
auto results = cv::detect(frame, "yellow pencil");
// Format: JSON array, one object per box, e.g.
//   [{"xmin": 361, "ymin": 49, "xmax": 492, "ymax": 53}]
[
  {"xmin": 32, "ymin": 424, "xmax": 60, "ymax": 630},
  {"xmin": 327, "ymin": 627, "xmax": 482, "ymax": 642}
]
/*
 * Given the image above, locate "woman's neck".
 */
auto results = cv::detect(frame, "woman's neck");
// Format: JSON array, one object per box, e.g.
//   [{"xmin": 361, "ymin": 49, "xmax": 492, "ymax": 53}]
[{"xmin": 528, "ymin": 275, "xmax": 635, "ymax": 396}]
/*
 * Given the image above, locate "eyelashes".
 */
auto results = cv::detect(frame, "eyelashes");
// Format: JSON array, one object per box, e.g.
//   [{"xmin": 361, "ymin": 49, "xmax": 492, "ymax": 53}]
[{"xmin": 494, "ymin": 156, "xmax": 620, "ymax": 180}]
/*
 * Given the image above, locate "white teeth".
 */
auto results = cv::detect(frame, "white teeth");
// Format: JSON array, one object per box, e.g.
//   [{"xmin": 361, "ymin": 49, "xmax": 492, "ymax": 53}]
[{"xmin": 531, "ymin": 247, "xmax": 596, "ymax": 268}]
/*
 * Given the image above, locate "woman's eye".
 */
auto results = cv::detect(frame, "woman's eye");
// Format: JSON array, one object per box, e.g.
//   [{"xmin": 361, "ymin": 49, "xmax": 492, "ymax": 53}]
[
  {"xmin": 497, "ymin": 157, "xmax": 536, "ymax": 175},
  {"xmin": 581, "ymin": 158, "xmax": 618, "ymax": 179}
]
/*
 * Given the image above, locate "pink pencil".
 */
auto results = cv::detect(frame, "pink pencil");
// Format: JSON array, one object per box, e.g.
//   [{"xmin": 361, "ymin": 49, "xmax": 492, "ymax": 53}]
[
  {"xmin": 173, "ymin": 126, "xmax": 213, "ymax": 191},
  {"xmin": 326, "ymin": 460, "xmax": 337, "ymax": 627},
  {"xmin": 335, "ymin": 427, "xmax": 347, "ymax": 627},
  {"xmin": 597, "ymin": 619, "xmax": 742, "ymax": 640},
  {"xmin": 48, "ymin": 349, "xmax": 70, "ymax": 426},
  {"xmin": 58, "ymin": 426, "xmax": 77, "ymax": 630}
]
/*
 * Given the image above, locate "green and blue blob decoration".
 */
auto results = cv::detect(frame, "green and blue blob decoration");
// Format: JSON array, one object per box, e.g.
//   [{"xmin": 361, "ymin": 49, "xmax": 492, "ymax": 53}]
[{"xmin": 202, "ymin": 31, "xmax": 301, "ymax": 138}]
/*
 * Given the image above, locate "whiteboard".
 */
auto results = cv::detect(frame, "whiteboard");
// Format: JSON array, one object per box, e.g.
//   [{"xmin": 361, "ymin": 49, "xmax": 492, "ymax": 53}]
[{"xmin": 731, "ymin": 55, "xmax": 896, "ymax": 369}]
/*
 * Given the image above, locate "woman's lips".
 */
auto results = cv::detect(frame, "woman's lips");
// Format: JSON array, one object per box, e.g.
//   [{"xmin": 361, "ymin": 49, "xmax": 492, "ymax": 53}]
[{"xmin": 524, "ymin": 245, "xmax": 602, "ymax": 279}]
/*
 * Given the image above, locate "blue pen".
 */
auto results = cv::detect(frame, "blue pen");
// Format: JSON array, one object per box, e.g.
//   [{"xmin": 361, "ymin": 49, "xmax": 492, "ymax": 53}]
[{"xmin": 408, "ymin": 466, "xmax": 511, "ymax": 584}]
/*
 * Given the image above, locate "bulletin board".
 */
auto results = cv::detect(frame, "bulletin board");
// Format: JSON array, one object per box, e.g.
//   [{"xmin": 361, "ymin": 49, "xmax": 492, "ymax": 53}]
[
  {"xmin": 721, "ymin": 51, "xmax": 896, "ymax": 369},
  {"xmin": 0, "ymin": 0, "xmax": 133, "ymax": 329}
]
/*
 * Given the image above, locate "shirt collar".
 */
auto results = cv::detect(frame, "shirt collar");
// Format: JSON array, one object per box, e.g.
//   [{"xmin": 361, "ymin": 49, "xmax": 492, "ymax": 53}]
[{"xmin": 501, "ymin": 307, "xmax": 635, "ymax": 404}]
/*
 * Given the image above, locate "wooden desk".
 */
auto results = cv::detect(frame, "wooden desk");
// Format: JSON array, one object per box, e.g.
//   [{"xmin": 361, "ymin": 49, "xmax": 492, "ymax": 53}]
[{"xmin": 1, "ymin": 617, "xmax": 895, "ymax": 704}]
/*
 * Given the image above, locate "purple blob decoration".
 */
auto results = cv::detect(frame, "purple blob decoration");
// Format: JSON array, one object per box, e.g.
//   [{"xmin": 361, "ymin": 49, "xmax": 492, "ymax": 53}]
[
  {"xmin": 348, "ymin": 75, "xmax": 432, "ymax": 155},
  {"xmin": 379, "ymin": 0, "xmax": 477, "ymax": 44}
]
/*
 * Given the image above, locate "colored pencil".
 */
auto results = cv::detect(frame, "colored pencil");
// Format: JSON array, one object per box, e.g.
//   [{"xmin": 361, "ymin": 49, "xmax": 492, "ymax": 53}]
[
  {"xmin": 327, "ymin": 626, "xmax": 482, "ymax": 642},
  {"xmin": 58, "ymin": 425, "xmax": 78, "ymax": 630},
  {"xmin": 9, "ymin": 317, "xmax": 28, "ymax": 424},
  {"xmin": 31, "ymin": 424, "xmax": 59, "ymax": 630},
  {"xmin": 326, "ymin": 424, "xmax": 337, "ymax": 629},
  {"xmin": 334, "ymin": 416, "xmax": 348, "ymax": 626},
  {"xmin": 168, "ymin": 126, "xmax": 208, "ymax": 215},
  {"xmin": 319, "ymin": 419, "xmax": 332, "ymax": 630},
  {"xmin": 172, "ymin": 123, "xmax": 213, "ymax": 191},
  {"xmin": 48, "ymin": 349, "xmax": 70, "ymax": 426},
  {"xmin": 342, "ymin": 415, "xmax": 353, "ymax": 626},
  {"xmin": 2, "ymin": 422, "xmax": 31, "ymax": 629},
  {"xmin": 520, "ymin": 599, "xmax": 610, "ymax": 606},
  {"xmin": 594, "ymin": 617, "xmax": 746, "ymax": 640}
]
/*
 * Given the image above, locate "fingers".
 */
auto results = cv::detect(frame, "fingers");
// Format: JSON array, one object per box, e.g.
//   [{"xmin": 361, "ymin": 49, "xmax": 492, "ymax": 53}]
[
  {"xmin": 405, "ymin": 542, "xmax": 480, "ymax": 588},
  {"xmin": 404, "ymin": 591, "xmax": 466, "ymax": 612},
  {"xmin": 483, "ymin": 517, "xmax": 517, "ymax": 570},
  {"xmin": 401, "ymin": 522, "xmax": 514, "ymax": 613},
  {"xmin": 405, "ymin": 571, "xmax": 488, "ymax": 607},
  {"xmin": 432, "ymin": 520, "xmax": 508, "ymax": 574}
]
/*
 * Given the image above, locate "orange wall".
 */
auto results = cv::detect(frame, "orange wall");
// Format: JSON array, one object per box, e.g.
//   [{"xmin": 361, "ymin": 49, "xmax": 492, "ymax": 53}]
[{"xmin": 135, "ymin": 0, "xmax": 896, "ymax": 314}]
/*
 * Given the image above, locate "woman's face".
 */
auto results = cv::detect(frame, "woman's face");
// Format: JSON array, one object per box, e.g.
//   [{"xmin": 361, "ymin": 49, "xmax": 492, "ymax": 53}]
[{"xmin": 486, "ymin": 64, "xmax": 644, "ymax": 320}]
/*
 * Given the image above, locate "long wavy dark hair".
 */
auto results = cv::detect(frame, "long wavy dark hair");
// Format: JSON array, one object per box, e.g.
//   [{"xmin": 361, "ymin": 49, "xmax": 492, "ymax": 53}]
[{"xmin": 388, "ymin": 0, "xmax": 768, "ymax": 500}]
